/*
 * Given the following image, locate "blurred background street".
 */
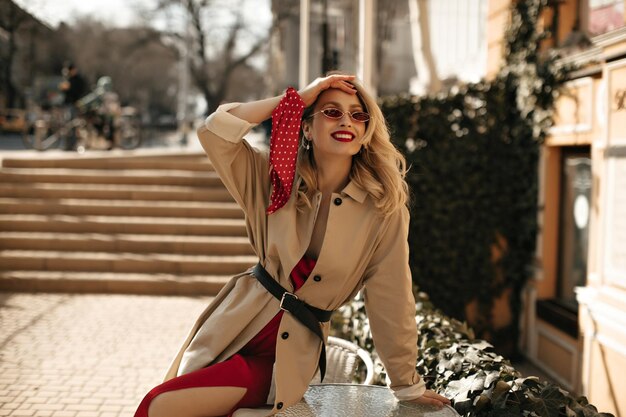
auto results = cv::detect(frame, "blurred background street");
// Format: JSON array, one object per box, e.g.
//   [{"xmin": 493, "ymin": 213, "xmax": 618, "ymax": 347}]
[{"xmin": 0, "ymin": 128, "xmax": 194, "ymax": 151}]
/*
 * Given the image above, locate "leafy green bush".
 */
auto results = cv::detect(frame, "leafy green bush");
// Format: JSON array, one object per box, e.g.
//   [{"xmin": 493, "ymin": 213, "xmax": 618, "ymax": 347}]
[
  {"xmin": 381, "ymin": 78, "xmax": 541, "ymax": 355},
  {"xmin": 332, "ymin": 293, "xmax": 614, "ymax": 417}
]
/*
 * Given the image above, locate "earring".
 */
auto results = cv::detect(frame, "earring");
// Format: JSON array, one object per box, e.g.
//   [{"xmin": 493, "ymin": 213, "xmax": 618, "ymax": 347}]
[{"xmin": 303, "ymin": 140, "xmax": 311, "ymax": 150}]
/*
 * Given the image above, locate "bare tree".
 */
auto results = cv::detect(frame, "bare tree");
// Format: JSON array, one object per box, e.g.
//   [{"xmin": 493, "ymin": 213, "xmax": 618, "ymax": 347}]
[
  {"xmin": 0, "ymin": 0, "xmax": 54, "ymax": 108},
  {"xmin": 155, "ymin": 0, "xmax": 279, "ymax": 115},
  {"xmin": 408, "ymin": 0, "xmax": 441, "ymax": 95},
  {"xmin": 0, "ymin": 0, "xmax": 24, "ymax": 107},
  {"xmin": 57, "ymin": 17, "xmax": 180, "ymax": 119}
]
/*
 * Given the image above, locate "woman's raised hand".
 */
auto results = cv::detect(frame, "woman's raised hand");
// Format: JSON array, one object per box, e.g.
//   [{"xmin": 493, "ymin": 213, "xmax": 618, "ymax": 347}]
[
  {"xmin": 298, "ymin": 74, "xmax": 357, "ymax": 107},
  {"xmin": 224, "ymin": 74, "xmax": 357, "ymax": 125}
]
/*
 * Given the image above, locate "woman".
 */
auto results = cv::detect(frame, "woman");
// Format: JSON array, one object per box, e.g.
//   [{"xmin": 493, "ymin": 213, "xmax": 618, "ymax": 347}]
[{"xmin": 135, "ymin": 74, "xmax": 450, "ymax": 417}]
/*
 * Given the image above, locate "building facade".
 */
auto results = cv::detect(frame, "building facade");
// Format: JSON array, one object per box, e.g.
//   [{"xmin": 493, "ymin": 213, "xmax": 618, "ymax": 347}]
[{"xmin": 486, "ymin": 0, "xmax": 626, "ymax": 414}]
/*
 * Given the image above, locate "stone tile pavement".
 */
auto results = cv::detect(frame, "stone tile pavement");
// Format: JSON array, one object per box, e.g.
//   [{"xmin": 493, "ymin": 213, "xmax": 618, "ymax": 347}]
[{"xmin": 0, "ymin": 292, "xmax": 212, "ymax": 417}]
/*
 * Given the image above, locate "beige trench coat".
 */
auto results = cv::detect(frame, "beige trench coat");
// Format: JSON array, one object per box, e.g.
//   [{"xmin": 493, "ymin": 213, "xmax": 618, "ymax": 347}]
[{"xmin": 163, "ymin": 103, "xmax": 422, "ymax": 415}]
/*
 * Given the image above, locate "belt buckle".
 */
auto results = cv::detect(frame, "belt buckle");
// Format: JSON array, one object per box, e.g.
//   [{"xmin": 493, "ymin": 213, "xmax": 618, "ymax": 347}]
[{"xmin": 280, "ymin": 292, "xmax": 298, "ymax": 311}]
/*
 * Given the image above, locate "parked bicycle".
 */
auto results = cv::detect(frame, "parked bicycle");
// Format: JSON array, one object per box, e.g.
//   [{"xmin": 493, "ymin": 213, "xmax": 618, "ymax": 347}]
[
  {"xmin": 22, "ymin": 105, "xmax": 142, "ymax": 152},
  {"xmin": 23, "ymin": 75, "xmax": 142, "ymax": 152}
]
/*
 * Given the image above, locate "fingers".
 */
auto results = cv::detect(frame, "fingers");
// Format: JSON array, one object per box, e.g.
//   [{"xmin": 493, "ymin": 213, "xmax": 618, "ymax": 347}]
[
  {"xmin": 325, "ymin": 74, "xmax": 356, "ymax": 92},
  {"xmin": 324, "ymin": 74, "xmax": 355, "ymax": 83},
  {"xmin": 423, "ymin": 390, "xmax": 451, "ymax": 405},
  {"xmin": 407, "ymin": 390, "xmax": 452, "ymax": 409},
  {"xmin": 298, "ymin": 75, "xmax": 357, "ymax": 106},
  {"xmin": 410, "ymin": 397, "xmax": 447, "ymax": 409},
  {"xmin": 331, "ymin": 80, "xmax": 357, "ymax": 95}
]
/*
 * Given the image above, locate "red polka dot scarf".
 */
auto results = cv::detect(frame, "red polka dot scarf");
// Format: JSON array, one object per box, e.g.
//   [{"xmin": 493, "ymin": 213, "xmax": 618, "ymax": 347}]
[{"xmin": 266, "ymin": 87, "xmax": 305, "ymax": 215}]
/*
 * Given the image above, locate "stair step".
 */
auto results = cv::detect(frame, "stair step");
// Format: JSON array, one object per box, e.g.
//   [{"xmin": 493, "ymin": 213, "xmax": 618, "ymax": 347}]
[
  {"xmin": 2, "ymin": 149, "xmax": 212, "ymax": 170},
  {"xmin": 0, "ymin": 214, "xmax": 247, "ymax": 236},
  {"xmin": 0, "ymin": 183, "xmax": 233, "ymax": 202},
  {"xmin": 0, "ymin": 152, "xmax": 254, "ymax": 296},
  {"xmin": 0, "ymin": 270, "xmax": 230, "ymax": 295},
  {"xmin": 0, "ymin": 198, "xmax": 244, "ymax": 218},
  {"xmin": 2, "ymin": 149, "xmax": 206, "ymax": 160},
  {"xmin": 1, "ymin": 154, "xmax": 214, "ymax": 171},
  {"xmin": 0, "ymin": 250, "xmax": 257, "ymax": 275},
  {"xmin": 0, "ymin": 232, "xmax": 254, "ymax": 255},
  {"xmin": 0, "ymin": 168, "xmax": 223, "ymax": 187}
]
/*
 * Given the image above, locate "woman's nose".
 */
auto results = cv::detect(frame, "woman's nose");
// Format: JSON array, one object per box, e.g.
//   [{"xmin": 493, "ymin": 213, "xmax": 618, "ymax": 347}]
[{"xmin": 339, "ymin": 113, "xmax": 352, "ymax": 126}]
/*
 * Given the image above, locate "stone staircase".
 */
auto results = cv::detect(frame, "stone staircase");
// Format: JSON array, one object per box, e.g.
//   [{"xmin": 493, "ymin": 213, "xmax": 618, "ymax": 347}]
[{"xmin": 0, "ymin": 151, "xmax": 256, "ymax": 295}]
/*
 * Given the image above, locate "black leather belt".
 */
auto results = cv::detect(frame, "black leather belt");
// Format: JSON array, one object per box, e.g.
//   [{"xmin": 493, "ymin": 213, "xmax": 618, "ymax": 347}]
[{"xmin": 252, "ymin": 262, "xmax": 333, "ymax": 381}]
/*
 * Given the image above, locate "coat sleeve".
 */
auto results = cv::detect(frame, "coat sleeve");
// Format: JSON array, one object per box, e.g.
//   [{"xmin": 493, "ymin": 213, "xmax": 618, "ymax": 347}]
[
  {"xmin": 197, "ymin": 103, "xmax": 270, "ymax": 249},
  {"xmin": 362, "ymin": 205, "xmax": 426, "ymax": 400}
]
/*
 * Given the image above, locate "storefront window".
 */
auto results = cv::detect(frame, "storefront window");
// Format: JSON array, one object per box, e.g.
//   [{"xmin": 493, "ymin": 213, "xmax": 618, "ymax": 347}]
[
  {"xmin": 588, "ymin": 0, "xmax": 625, "ymax": 36},
  {"xmin": 557, "ymin": 148, "xmax": 592, "ymax": 311}
]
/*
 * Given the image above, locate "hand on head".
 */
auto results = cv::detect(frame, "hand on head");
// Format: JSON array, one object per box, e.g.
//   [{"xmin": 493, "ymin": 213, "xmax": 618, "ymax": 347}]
[{"xmin": 298, "ymin": 74, "xmax": 357, "ymax": 107}]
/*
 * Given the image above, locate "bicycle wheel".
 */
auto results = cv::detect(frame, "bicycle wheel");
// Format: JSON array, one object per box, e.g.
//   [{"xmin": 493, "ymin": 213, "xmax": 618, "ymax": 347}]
[
  {"xmin": 116, "ymin": 114, "xmax": 142, "ymax": 149},
  {"xmin": 22, "ymin": 120, "xmax": 63, "ymax": 151}
]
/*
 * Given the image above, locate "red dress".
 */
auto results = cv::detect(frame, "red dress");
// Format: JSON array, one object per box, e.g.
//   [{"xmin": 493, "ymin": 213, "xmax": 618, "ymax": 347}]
[{"xmin": 134, "ymin": 255, "xmax": 317, "ymax": 417}]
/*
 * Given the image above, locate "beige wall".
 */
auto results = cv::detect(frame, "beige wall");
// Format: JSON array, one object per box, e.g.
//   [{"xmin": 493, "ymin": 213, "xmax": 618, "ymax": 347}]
[
  {"xmin": 579, "ymin": 287, "xmax": 626, "ymax": 416},
  {"xmin": 486, "ymin": 0, "xmax": 582, "ymax": 78},
  {"xmin": 545, "ymin": 44, "xmax": 626, "ymax": 417},
  {"xmin": 536, "ymin": 145, "xmax": 560, "ymax": 301},
  {"xmin": 534, "ymin": 319, "xmax": 582, "ymax": 390},
  {"xmin": 486, "ymin": 0, "xmax": 511, "ymax": 80},
  {"xmin": 528, "ymin": 76, "xmax": 600, "ymax": 393}
]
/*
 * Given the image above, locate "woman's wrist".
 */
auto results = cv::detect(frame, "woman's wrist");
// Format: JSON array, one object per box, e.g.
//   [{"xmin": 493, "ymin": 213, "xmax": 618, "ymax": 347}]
[
  {"xmin": 226, "ymin": 94, "xmax": 284, "ymax": 124},
  {"xmin": 392, "ymin": 378, "xmax": 426, "ymax": 401}
]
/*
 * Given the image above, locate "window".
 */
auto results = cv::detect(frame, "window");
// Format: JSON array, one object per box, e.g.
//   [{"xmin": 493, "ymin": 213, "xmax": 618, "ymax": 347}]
[
  {"xmin": 588, "ymin": 0, "xmax": 625, "ymax": 36},
  {"xmin": 536, "ymin": 147, "xmax": 591, "ymax": 338},
  {"xmin": 557, "ymin": 147, "xmax": 591, "ymax": 311}
]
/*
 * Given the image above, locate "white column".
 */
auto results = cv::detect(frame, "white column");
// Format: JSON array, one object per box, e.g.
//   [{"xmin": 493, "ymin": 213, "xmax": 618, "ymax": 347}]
[
  {"xmin": 357, "ymin": 0, "xmax": 377, "ymax": 96},
  {"xmin": 178, "ymin": 10, "xmax": 192, "ymax": 146},
  {"xmin": 299, "ymin": 0, "xmax": 311, "ymax": 89}
]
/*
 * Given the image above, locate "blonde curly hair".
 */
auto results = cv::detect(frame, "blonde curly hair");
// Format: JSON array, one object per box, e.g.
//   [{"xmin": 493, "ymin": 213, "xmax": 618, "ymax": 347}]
[{"xmin": 296, "ymin": 76, "xmax": 409, "ymax": 216}]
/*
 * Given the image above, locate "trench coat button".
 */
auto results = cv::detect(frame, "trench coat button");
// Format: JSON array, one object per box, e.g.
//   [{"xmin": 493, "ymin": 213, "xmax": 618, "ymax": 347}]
[
  {"xmin": 281, "ymin": 332, "xmax": 289, "ymax": 339},
  {"xmin": 277, "ymin": 402, "xmax": 284, "ymax": 409},
  {"xmin": 313, "ymin": 275, "xmax": 322, "ymax": 282},
  {"xmin": 334, "ymin": 197, "xmax": 343, "ymax": 206}
]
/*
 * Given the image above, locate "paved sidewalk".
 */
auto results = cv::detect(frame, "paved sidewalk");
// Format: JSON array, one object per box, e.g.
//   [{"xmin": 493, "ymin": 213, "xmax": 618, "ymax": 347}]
[{"xmin": 0, "ymin": 293, "xmax": 212, "ymax": 417}]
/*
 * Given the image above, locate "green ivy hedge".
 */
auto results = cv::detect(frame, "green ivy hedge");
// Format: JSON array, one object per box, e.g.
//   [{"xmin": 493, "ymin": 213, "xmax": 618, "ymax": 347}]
[
  {"xmin": 378, "ymin": 0, "xmax": 569, "ymax": 355},
  {"xmin": 332, "ymin": 293, "xmax": 614, "ymax": 417},
  {"xmin": 380, "ymin": 79, "xmax": 538, "ymax": 355}
]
